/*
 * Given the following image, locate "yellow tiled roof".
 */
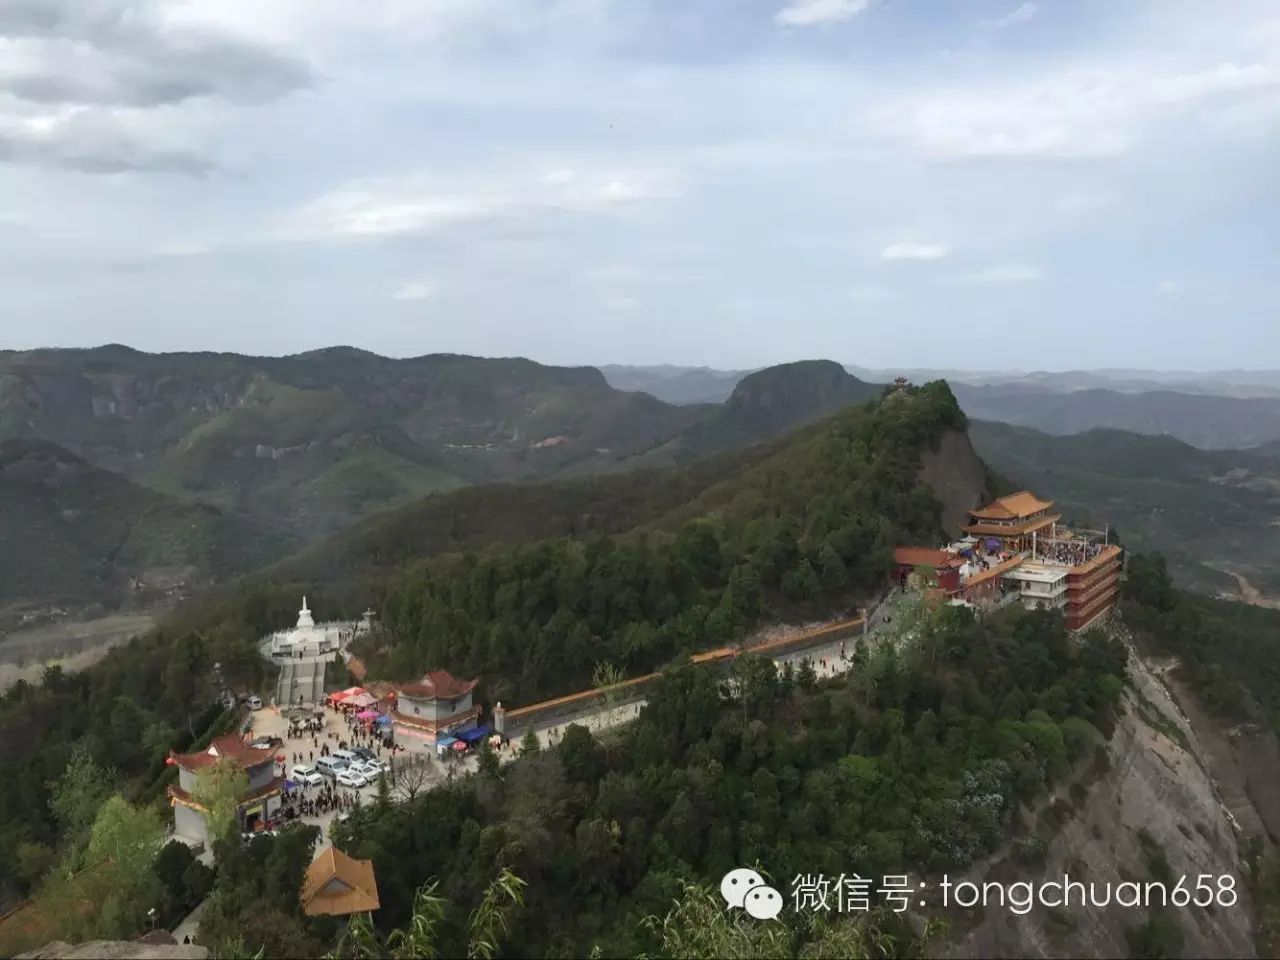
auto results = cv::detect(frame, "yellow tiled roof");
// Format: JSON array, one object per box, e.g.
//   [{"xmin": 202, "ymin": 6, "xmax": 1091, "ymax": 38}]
[
  {"xmin": 301, "ymin": 847, "xmax": 380, "ymax": 917},
  {"xmin": 969, "ymin": 491, "xmax": 1055, "ymax": 521}
]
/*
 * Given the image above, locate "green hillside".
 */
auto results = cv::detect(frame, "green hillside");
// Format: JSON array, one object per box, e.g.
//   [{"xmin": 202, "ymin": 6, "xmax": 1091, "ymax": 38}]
[
  {"xmin": 0, "ymin": 439, "xmax": 294, "ymax": 626},
  {"xmin": 970, "ymin": 420, "xmax": 1280, "ymax": 598},
  {"xmin": 0, "ymin": 347, "xmax": 737, "ymax": 540}
]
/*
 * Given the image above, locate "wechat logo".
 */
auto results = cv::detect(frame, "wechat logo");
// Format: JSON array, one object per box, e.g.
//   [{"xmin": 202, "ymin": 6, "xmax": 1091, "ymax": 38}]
[{"xmin": 720, "ymin": 868, "xmax": 784, "ymax": 920}]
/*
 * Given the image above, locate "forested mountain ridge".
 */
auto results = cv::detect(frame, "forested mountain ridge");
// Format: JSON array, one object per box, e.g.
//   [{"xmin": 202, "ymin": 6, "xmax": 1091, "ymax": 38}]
[
  {"xmin": 600, "ymin": 363, "xmax": 1280, "ymax": 449},
  {"xmin": 355, "ymin": 379, "xmax": 974, "ymax": 701},
  {"xmin": 609, "ymin": 360, "xmax": 883, "ymax": 471},
  {"xmin": 0, "ymin": 349, "xmax": 888, "ymax": 622}
]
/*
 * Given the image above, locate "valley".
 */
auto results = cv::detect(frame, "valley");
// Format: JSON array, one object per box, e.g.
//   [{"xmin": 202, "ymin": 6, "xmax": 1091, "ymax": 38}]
[{"xmin": 0, "ymin": 612, "xmax": 158, "ymax": 693}]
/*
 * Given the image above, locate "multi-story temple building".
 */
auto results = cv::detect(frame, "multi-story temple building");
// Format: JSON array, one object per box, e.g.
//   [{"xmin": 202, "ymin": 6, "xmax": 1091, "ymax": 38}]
[
  {"xmin": 897, "ymin": 489, "xmax": 1123, "ymax": 632},
  {"xmin": 167, "ymin": 734, "xmax": 283, "ymax": 843},
  {"xmin": 390, "ymin": 669, "xmax": 481, "ymax": 750}
]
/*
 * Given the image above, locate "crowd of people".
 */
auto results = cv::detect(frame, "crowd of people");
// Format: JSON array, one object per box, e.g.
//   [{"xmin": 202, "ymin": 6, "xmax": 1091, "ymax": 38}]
[
  {"xmin": 1039, "ymin": 538, "xmax": 1106, "ymax": 566},
  {"xmin": 275, "ymin": 781, "xmax": 360, "ymax": 822}
]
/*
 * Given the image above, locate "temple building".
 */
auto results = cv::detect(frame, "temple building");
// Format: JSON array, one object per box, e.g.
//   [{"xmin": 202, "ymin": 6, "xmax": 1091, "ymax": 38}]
[
  {"xmin": 963, "ymin": 491, "xmax": 1061, "ymax": 554},
  {"xmin": 893, "ymin": 547, "xmax": 964, "ymax": 592},
  {"xmin": 390, "ymin": 669, "xmax": 481, "ymax": 750},
  {"xmin": 166, "ymin": 734, "xmax": 283, "ymax": 843},
  {"xmin": 896, "ymin": 489, "xmax": 1123, "ymax": 632},
  {"xmin": 1063, "ymin": 544, "xmax": 1124, "ymax": 631}
]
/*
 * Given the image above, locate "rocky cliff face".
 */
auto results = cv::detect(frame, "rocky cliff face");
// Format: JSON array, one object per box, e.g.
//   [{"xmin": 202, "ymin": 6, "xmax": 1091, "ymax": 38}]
[
  {"xmin": 954, "ymin": 630, "xmax": 1257, "ymax": 958},
  {"xmin": 918, "ymin": 429, "xmax": 993, "ymax": 534}
]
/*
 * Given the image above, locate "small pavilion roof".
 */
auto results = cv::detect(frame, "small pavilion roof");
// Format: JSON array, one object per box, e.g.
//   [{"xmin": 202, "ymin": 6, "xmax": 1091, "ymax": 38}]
[
  {"xmin": 893, "ymin": 547, "xmax": 964, "ymax": 569},
  {"xmin": 301, "ymin": 848, "xmax": 380, "ymax": 917}
]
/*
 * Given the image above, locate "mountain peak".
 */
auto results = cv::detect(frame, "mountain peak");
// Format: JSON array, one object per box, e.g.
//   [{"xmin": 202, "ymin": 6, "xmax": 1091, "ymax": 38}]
[{"xmin": 724, "ymin": 360, "xmax": 875, "ymax": 420}]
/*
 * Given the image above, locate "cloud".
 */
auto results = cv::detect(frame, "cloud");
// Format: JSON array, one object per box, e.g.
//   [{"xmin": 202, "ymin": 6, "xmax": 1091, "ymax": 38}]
[
  {"xmin": 881, "ymin": 242, "xmax": 948, "ymax": 261},
  {"xmin": 873, "ymin": 60, "xmax": 1280, "ymax": 160},
  {"xmin": 393, "ymin": 279, "xmax": 437, "ymax": 301},
  {"xmin": 0, "ymin": 0, "xmax": 311, "ymax": 175},
  {"xmin": 0, "ymin": 100, "xmax": 216, "ymax": 174},
  {"xmin": 1156, "ymin": 279, "xmax": 1184, "ymax": 296},
  {"xmin": 776, "ymin": 0, "xmax": 870, "ymax": 28},
  {"xmin": 0, "ymin": 0, "xmax": 313, "ymax": 109},
  {"xmin": 985, "ymin": 3, "xmax": 1038, "ymax": 29},
  {"xmin": 945, "ymin": 264, "xmax": 1044, "ymax": 284},
  {"xmin": 284, "ymin": 167, "xmax": 685, "ymax": 241}
]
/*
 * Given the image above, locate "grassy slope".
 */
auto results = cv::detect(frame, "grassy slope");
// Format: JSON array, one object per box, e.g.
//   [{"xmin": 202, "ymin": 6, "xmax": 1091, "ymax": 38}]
[{"xmin": 970, "ymin": 420, "xmax": 1280, "ymax": 596}]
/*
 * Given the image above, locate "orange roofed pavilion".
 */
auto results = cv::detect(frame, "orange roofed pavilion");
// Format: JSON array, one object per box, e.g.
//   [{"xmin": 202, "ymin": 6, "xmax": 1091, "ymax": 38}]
[{"xmin": 301, "ymin": 847, "xmax": 380, "ymax": 917}]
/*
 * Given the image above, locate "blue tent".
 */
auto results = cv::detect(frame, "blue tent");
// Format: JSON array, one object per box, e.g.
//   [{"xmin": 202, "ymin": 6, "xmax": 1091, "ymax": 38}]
[
  {"xmin": 457, "ymin": 725, "xmax": 493, "ymax": 744},
  {"xmin": 374, "ymin": 714, "xmax": 392, "ymax": 726},
  {"xmin": 436, "ymin": 735, "xmax": 459, "ymax": 749}
]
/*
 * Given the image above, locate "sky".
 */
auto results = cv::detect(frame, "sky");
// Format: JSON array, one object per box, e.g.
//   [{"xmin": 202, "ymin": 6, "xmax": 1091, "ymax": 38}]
[{"xmin": 1, "ymin": 0, "xmax": 1278, "ymax": 370}]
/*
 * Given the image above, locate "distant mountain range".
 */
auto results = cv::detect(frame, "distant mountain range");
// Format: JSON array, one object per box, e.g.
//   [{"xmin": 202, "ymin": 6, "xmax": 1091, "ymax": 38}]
[
  {"xmin": 0, "ymin": 349, "xmax": 884, "ymax": 620},
  {"xmin": 9, "ymin": 345, "xmax": 1280, "ymax": 623},
  {"xmin": 603, "ymin": 363, "xmax": 1280, "ymax": 404},
  {"xmin": 602, "ymin": 364, "xmax": 1280, "ymax": 448}
]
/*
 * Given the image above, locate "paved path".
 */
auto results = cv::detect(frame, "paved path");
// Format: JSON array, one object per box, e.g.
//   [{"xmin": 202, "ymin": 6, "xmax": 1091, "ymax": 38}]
[{"xmin": 171, "ymin": 899, "xmax": 205, "ymax": 944}]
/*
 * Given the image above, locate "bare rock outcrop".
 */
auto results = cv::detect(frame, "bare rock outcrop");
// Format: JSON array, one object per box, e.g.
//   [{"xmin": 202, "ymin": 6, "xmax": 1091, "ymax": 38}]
[
  {"xmin": 954, "ymin": 637, "xmax": 1256, "ymax": 958},
  {"xmin": 918, "ymin": 429, "xmax": 993, "ymax": 534}
]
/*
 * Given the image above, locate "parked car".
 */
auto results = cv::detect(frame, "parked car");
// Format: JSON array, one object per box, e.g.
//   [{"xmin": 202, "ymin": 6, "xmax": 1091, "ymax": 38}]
[
  {"xmin": 352, "ymin": 760, "xmax": 387, "ymax": 779},
  {"xmin": 316, "ymin": 757, "xmax": 347, "ymax": 778},
  {"xmin": 291, "ymin": 765, "xmax": 324, "ymax": 786},
  {"xmin": 352, "ymin": 747, "xmax": 376, "ymax": 762},
  {"xmin": 246, "ymin": 695, "xmax": 264, "ymax": 710},
  {"xmin": 336, "ymin": 769, "xmax": 368, "ymax": 788}
]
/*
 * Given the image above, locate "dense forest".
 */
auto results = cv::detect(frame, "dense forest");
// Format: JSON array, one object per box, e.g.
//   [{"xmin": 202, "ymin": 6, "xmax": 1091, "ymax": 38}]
[
  {"xmin": 323, "ymin": 601, "xmax": 1128, "ymax": 958},
  {"xmin": 360, "ymin": 382, "xmax": 966, "ymax": 701}
]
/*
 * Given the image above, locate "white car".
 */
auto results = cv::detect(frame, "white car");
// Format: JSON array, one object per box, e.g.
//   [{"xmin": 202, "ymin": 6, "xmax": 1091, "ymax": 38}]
[
  {"xmin": 291, "ymin": 765, "xmax": 324, "ymax": 786},
  {"xmin": 245, "ymin": 695, "xmax": 264, "ymax": 710},
  {"xmin": 355, "ymin": 760, "xmax": 389, "ymax": 779},
  {"xmin": 336, "ymin": 769, "xmax": 368, "ymax": 789}
]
